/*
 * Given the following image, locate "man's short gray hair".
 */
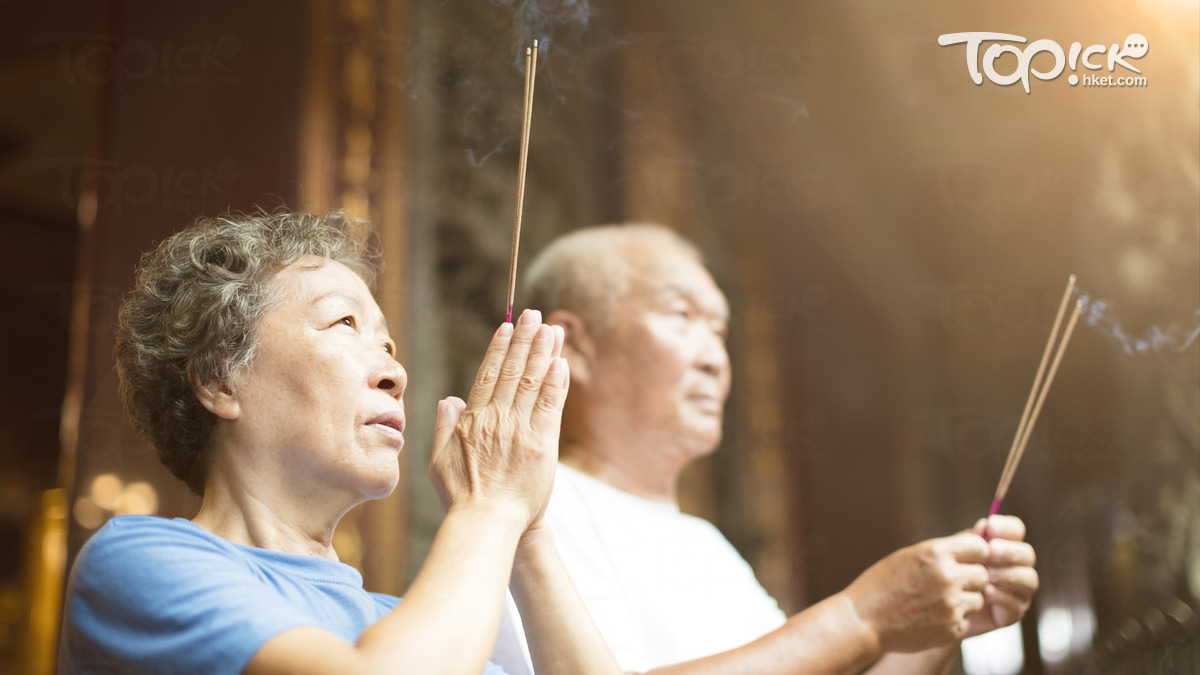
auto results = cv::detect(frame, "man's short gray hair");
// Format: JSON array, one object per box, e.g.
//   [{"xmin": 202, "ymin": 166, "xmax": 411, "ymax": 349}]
[
  {"xmin": 524, "ymin": 223, "xmax": 702, "ymax": 333},
  {"xmin": 115, "ymin": 209, "xmax": 378, "ymax": 495}
]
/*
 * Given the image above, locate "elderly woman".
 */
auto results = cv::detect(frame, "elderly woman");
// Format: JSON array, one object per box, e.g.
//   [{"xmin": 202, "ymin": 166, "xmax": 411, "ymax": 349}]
[{"xmin": 58, "ymin": 211, "xmax": 620, "ymax": 674}]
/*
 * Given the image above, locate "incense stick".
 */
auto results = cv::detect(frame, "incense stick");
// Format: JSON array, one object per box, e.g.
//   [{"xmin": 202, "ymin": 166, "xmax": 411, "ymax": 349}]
[
  {"xmin": 506, "ymin": 39, "xmax": 539, "ymax": 323},
  {"xmin": 987, "ymin": 276, "xmax": 1082, "ymax": 518}
]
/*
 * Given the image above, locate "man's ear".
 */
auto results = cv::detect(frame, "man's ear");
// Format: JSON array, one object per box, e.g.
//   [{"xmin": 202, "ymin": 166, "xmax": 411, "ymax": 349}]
[
  {"xmin": 546, "ymin": 309, "xmax": 594, "ymax": 386},
  {"xmin": 187, "ymin": 361, "xmax": 240, "ymax": 421}
]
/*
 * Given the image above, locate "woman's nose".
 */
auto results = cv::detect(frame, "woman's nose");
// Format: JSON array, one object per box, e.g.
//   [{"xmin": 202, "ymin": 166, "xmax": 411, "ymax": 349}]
[{"xmin": 373, "ymin": 357, "xmax": 407, "ymax": 399}]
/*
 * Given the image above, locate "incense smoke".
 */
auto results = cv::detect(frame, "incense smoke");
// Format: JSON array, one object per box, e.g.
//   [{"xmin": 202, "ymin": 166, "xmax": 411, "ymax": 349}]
[
  {"xmin": 452, "ymin": 0, "xmax": 592, "ymax": 167},
  {"xmin": 488, "ymin": 0, "xmax": 592, "ymax": 68},
  {"xmin": 465, "ymin": 137, "xmax": 513, "ymax": 168},
  {"xmin": 1077, "ymin": 292, "xmax": 1200, "ymax": 357}
]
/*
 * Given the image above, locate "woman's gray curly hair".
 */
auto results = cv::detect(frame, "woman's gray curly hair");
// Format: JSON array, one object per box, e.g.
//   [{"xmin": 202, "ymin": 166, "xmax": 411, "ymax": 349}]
[{"xmin": 115, "ymin": 210, "xmax": 379, "ymax": 495}]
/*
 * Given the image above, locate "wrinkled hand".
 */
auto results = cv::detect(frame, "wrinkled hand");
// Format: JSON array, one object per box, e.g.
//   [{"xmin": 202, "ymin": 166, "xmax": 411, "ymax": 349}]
[
  {"xmin": 428, "ymin": 309, "xmax": 568, "ymax": 529},
  {"xmin": 844, "ymin": 533, "xmax": 990, "ymax": 653},
  {"xmin": 964, "ymin": 515, "xmax": 1038, "ymax": 638}
]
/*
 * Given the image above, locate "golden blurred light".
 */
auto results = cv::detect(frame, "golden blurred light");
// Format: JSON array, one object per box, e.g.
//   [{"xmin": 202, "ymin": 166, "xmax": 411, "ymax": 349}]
[
  {"xmin": 29, "ymin": 490, "xmax": 69, "ymax": 675},
  {"xmin": 90, "ymin": 474, "xmax": 123, "ymax": 511},
  {"xmin": 72, "ymin": 496, "xmax": 105, "ymax": 530},
  {"xmin": 42, "ymin": 489, "xmax": 67, "ymax": 521},
  {"xmin": 41, "ymin": 490, "xmax": 67, "ymax": 559},
  {"xmin": 332, "ymin": 519, "xmax": 363, "ymax": 571},
  {"xmin": 1139, "ymin": 0, "xmax": 1199, "ymax": 12},
  {"xmin": 115, "ymin": 482, "xmax": 159, "ymax": 516}
]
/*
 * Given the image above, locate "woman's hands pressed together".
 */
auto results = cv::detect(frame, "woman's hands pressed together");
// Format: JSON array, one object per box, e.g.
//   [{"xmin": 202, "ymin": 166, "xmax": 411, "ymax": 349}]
[{"xmin": 429, "ymin": 308, "xmax": 568, "ymax": 529}]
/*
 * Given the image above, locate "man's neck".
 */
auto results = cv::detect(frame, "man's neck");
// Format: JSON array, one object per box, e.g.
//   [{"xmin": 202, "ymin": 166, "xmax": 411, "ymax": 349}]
[{"xmin": 559, "ymin": 440, "xmax": 684, "ymax": 504}]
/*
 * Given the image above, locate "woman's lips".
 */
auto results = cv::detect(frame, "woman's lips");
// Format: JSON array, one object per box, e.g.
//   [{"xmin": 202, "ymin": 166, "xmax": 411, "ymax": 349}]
[{"xmin": 367, "ymin": 412, "xmax": 406, "ymax": 440}]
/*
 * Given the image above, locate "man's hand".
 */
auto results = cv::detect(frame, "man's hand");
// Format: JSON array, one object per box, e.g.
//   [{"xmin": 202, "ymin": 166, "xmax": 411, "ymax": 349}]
[
  {"xmin": 843, "ymin": 533, "xmax": 990, "ymax": 653},
  {"xmin": 428, "ymin": 309, "xmax": 569, "ymax": 528},
  {"xmin": 965, "ymin": 515, "xmax": 1038, "ymax": 637}
]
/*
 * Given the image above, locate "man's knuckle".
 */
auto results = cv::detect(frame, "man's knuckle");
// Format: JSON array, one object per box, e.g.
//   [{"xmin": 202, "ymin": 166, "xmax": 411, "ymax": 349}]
[{"xmin": 1022, "ymin": 543, "xmax": 1037, "ymax": 566}]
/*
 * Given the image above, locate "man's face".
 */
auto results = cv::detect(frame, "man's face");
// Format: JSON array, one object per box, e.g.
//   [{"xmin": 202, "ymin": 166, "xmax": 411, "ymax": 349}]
[{"xmin": 587, "ymin": 246, "xmax": 731, "ymax": 454}]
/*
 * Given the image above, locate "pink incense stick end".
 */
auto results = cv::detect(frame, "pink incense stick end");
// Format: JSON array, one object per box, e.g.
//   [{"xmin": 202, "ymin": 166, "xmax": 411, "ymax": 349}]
[
  {"xmin": 982, "ymin": 498, "xmax": 1002, "ymax": 541},
  {"xmin": 505, "ymin": 308, "xmax": 513, "ymax": 324}
]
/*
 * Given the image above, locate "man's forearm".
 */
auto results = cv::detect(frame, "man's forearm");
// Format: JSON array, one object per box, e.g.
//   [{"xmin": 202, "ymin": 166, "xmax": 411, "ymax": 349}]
[
  {"xmin": 863, "ymin": 645, "xmax": 958, "ymax": 674},
  {"xmin": 641, "ymin": 592, "xmax": 881, "ymax": 675},
  {"xmin": 510, "ymin": 527, "xmax": 623, "ymax": 674}
]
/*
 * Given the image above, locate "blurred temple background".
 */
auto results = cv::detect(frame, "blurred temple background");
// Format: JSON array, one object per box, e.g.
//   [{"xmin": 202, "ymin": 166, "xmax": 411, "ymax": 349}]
[{"xmin": 0, "ymin": 0, "xmax": 1197, "ymax": 672}]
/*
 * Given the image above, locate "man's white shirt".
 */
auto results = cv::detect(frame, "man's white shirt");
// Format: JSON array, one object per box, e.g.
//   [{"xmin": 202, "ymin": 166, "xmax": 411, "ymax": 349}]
[{"xmin": 493, "ymin": 463, "xmax": 787, "ymax": 673}]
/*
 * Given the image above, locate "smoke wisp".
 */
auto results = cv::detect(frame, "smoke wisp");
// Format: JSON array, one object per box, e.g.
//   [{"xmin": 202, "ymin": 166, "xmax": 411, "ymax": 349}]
[{"xmin": 1078, "ymin": 293, "xmax": 1200, "ymax": 357}]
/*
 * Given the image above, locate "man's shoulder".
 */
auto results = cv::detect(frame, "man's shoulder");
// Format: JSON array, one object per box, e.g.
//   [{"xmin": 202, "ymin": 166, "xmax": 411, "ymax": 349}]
[
  {"xmin": 548, "ymin": 463, "xmax": 737, "ymax": 557},
  {"xmin": 551, "ymin": 464, "xmax": 724, "ymax": 529}
]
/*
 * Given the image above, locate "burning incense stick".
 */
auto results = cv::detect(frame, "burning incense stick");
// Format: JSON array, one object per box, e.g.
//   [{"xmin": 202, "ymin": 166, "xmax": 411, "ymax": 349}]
[
  {"xmin": 506, "ymin": 39, "xmax": 539, "ymax": 323},
  {"xmin": 987, "ymin": 275, "xmax": 1082, "ymax": 518}
]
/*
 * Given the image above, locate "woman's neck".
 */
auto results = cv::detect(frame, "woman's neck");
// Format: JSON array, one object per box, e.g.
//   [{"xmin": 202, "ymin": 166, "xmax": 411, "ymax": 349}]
[{"xmin": 191, "ymin": 459, "xmax": 351, "ymax": 560}]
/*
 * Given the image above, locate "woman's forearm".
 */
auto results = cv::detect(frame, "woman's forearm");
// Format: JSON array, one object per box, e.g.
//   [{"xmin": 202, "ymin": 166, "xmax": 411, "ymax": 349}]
[
  {"xmin": 356, "ymin": 503, "xmax": 526, "ymax": 673},
  {"xmin": 510, "ymin": 526, "xmax": 623, "ymax": 674}
]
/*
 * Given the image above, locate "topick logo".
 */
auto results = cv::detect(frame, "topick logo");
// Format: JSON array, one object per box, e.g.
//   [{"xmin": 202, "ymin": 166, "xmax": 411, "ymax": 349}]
[{"xmin": 938, "ymin": 32, "xmax": 1148, "ymax": 93}]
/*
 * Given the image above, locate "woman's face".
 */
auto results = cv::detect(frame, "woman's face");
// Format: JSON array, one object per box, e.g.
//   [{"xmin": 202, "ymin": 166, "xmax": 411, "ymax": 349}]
[{"xmin": 228, "ymin": 255, "xmax": 407, "ymax": 502}]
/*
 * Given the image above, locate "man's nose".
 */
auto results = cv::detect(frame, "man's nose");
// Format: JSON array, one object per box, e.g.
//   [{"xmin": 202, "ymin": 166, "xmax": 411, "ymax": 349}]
[{"xmin": 696, "ymin": 332, "xmax": 730, "ymax": 377}]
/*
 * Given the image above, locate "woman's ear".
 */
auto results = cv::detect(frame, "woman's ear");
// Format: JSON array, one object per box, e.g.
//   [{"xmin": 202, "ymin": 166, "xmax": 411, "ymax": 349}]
[
  {"xmin": 546, "ymin": 309, "xmax": 594, "ymax": 387},
  {"xmin": 187, "ymin": 361, "xmax": 240, "ymax": 421}
]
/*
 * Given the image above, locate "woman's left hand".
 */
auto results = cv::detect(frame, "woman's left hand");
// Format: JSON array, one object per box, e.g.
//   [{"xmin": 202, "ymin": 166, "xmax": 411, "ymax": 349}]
[{"xmin": 428, "ymin": 309, "xmax": 568, "ymax": 530}]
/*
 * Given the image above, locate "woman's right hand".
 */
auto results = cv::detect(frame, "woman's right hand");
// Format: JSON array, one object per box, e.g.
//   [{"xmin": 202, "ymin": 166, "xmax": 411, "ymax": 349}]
[{"xmin": 428, "ymin": 308, "xmax": 568, "ymax": 529}]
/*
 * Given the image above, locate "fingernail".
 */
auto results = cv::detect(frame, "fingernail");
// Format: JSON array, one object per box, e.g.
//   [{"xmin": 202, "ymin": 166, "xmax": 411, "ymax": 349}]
[
  {"xmin": 519, "ymin": 308, "xmax": 541, "ymax": 325},
  {"xmin": 535, "ymin": 324, "xmax": 553, "ymax": 343},
  {"xmin": 549, "ymin": 357, "xmax": 564, "ymax": 372},
  {"xmin": 498, "ymin": 322, "xmax": 513, "ymax": 337},
  {"xmin": 437, "ymin": 400, "xmax": 445, "ymax": 415}
]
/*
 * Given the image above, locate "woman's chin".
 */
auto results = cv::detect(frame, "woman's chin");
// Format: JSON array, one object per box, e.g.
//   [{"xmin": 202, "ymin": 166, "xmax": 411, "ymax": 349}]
[{"xmin": 360, "ymin": 464, "xmax": 401, "ymax": 500}]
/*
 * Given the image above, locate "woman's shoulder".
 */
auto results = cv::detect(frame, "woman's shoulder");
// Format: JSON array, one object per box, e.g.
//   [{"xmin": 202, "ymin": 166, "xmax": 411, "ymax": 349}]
[
  {"xmin": 86, "ymin": 515, "xmax": 223, "ymax": 549},
  {"xmin": 76, "ymin": 516, "xmax": 239, "ymax": 580}
]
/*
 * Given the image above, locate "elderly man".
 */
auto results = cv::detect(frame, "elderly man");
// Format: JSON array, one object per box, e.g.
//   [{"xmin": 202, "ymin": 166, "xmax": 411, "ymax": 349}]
[{"xmin": 493, "ymin": 224, "xmax": 1038, "ymax": 674}]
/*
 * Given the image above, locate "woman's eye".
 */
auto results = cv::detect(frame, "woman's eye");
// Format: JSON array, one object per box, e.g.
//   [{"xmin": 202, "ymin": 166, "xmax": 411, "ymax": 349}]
[
  {"xmin": 336, "ymin": 316, "xmax": 356, "ymax": 329},
  {"xmin": 383, "ymin": 340, "xmax": 396, "ymax": 356}
]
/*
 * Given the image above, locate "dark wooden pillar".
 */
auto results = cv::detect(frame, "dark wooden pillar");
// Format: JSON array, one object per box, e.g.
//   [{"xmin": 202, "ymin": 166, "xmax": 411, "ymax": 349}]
[{"xmin": 63, "ymin": 0, "xmax": 309, "ymax": 572}]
